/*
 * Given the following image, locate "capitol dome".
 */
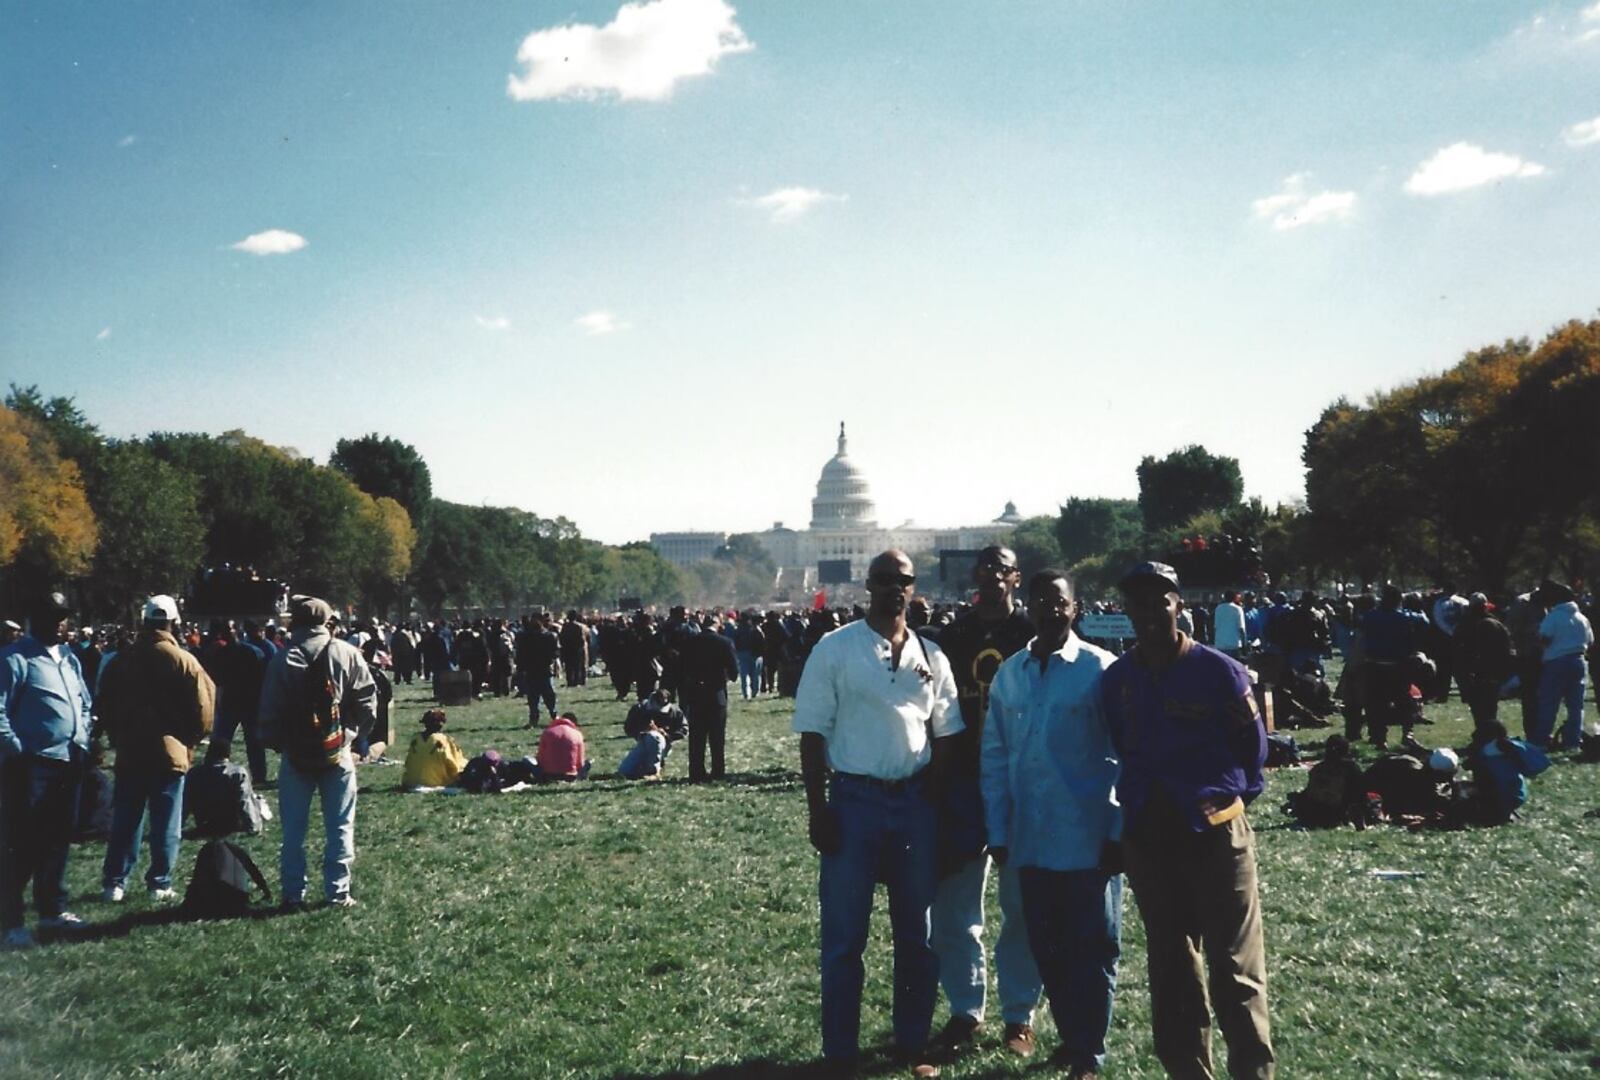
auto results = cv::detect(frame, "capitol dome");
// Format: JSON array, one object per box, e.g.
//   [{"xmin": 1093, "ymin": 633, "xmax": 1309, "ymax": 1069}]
[{"xmin": 810, "ymin": 423, "xmax": 878, "ymax": 530}]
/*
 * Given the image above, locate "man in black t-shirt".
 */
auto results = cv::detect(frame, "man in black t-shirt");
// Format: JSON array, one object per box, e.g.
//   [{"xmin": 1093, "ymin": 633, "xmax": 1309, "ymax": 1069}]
[{"xmin": 927, "ymin": 546, "xmax": 1043, "ymax": 1059}]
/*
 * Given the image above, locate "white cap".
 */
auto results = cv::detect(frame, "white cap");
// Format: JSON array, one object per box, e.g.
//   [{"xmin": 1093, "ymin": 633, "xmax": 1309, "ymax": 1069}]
[
  {"xmin": 1428, "ymin": 747, "xmax": 1459, "ymax": 774},
  {"xmin": 143, "ymin": 595, "xmax": 180, "ymax": 623}
]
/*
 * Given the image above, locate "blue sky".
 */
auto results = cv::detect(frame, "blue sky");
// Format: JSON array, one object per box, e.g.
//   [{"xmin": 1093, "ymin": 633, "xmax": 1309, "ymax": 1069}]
[{"xmin": 4, "ymin": 1, "xmax": 1598, "ymax": 544}]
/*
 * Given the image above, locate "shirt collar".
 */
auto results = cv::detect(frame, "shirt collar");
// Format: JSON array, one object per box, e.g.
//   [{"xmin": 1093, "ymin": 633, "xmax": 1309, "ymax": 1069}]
[{"xmin": 1027, "ymin": 631, "xmax": 1082, "ymax": 669}]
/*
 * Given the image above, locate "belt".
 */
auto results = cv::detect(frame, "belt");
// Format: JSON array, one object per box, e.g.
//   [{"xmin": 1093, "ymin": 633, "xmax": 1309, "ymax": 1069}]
[{"xmin": 832, "ymin": 769, "xmax": 926, "ymax": 793}]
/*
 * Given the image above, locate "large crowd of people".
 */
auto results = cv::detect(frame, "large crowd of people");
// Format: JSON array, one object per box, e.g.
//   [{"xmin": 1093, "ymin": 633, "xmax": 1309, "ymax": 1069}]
[{"xmin": 0, "ymin": 550, "xmax": 1593, "ymax": 1078}]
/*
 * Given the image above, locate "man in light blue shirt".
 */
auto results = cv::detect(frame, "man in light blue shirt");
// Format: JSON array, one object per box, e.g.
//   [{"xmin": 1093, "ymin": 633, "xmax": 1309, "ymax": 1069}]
[{"xmin": 981, "ymin": 568, "xmax": 1121, "ymax": 1078}]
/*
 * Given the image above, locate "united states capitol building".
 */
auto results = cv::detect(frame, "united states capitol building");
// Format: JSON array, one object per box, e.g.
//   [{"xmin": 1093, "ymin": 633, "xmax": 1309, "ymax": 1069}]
[{"xmin": 650, "ymin": 424, "xmax": 1022, "ymax": 592}]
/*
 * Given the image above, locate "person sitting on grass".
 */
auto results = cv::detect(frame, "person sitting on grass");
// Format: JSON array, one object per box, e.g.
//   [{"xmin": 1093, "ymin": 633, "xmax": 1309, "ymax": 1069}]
[
  {"xmin": 402, "ymin": 709, "xmax": 468, "ymax": 789},
  {"xmin": 625, "ymin": 688, "xmax": 687, "ymax": 743},
  {"xmin": 618, "ymin": 718, "xmax": 670, "ymax": 781},
  {"xmin": 537, "ymin": 712, "xmax": 592, "ymax": 781},
  {"xmin": 1460, "ymin": 720, "xmax": 1551, "ymax": 825}
]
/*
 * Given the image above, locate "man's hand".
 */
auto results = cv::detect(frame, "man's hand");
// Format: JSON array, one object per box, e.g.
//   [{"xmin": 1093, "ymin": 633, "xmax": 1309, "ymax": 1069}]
[
  {"xmin": 1099, "ymin": 839, "xmax": 1124, "ymax": 875},
  {"xmin": 987, "ymin": 846, "xmax": 1008, "ymax": 867},
  {"xmin": 808, "ymin": 807, "xmax": 842, "ymax": 856}
]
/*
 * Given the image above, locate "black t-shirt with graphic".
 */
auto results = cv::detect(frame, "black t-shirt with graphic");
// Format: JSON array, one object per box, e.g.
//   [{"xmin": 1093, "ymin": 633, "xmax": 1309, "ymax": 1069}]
[{"xmin": 933, "ymin": 607, "xmax": 1035, "ymax": 778}]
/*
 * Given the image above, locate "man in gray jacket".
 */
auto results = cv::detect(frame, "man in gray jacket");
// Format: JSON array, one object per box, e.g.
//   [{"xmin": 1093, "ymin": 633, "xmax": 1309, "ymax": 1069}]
[{"xmin": 258, "ymin": 595, "xmax": 376, "ymax": 909}]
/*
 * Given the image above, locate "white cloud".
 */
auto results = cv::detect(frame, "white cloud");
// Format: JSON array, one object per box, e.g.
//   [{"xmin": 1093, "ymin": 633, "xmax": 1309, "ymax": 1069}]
[
  {"xmin": 507, "ymin": 0, "xmax": 752, "ymax": 103},
  {"xmin": 1404, "ymin": 142, "xmax": 1546, "ymax": 196},
  {"xmin": 739, "ymin": 186, "xmax": 848, "ymax": 223},
  {"xmin": 116, "ymin": 134, "xmax": 137, "ymax": 148},
  {"xmin": 475, "ymin": 315, "xmax": 511, "ymax": 331},
  {"xmin": 1250, "ymin": 173, "xmax": 1356, "ymax": 231},
  {"xmin": 95, "ymin": 327, "xmax": 111, "ymax": 341},
  {"xmin": 230, "ymin": 229, "xmax": 308, "ymax": 255},
  {"xmin": 575, "ymin": 310, "xmax": 628, "ymax": 336},
  {"xmin": 1501, "ymin": 6, "xmax": 1600, "ymax": 53},
  {"xmin": 1564, "ymin": 114, "xmax": 1600, "ymax": 147}
]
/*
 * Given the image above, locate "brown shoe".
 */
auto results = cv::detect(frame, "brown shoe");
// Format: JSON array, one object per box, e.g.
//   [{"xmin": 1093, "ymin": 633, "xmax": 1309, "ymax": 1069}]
[
  {"xmin": 1003, "ymin": 1021, "xmax": 1036, "ymax": 1057},
  {"xmin": 891, "ymin": 1050, "xmax": 942, "ymax": 1079}
]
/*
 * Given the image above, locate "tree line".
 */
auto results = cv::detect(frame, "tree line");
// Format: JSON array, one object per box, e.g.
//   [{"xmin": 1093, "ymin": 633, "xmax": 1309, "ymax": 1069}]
[
  {"xmin": 1006, "ymin": 316, "xmax": 1600, "ymax": 598},
  {"xmin": 0, "ymin": 391, "xmax": 695, "ymax": 620},
  {"xmin": 6, "ymin": 315, "xmax": 1592, "ymax": 617}
]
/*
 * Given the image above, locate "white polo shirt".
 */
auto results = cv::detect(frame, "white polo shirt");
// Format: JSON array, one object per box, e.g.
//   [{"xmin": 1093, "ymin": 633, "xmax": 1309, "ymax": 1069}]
[
  {"xmin": 1214, "ymin": 602, "xmax": 1247, "ymax": 652},
  {"xmin": 791, "ymin": 619, "xmax": 963, "ymax": 780}
]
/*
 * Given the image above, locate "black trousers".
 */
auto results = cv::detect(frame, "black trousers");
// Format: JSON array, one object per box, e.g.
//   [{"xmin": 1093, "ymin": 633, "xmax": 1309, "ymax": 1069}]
[
  {"xmin": 1, "ymin": 754, "xmax": 81, "ymax": 929},
  {"xmin": 684, "ymin": 695, "xmax": 728, "ymax": 782}
]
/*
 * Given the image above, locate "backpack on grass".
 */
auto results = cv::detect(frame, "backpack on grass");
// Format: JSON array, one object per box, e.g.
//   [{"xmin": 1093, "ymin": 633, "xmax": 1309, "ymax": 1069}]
[
  {"xmin": 286, "ymin": 644, "xmax": 345, "ymax": 772},
  {"xmin": 183, "ymin": 839, "xmax": 272, "ymax": 918}
]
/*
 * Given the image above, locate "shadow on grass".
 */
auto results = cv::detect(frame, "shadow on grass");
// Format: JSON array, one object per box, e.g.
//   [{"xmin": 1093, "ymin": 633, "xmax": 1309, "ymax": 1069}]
[
  {"xmin": 42, "ymin": 901, "xmax": 306, "ymax": 946},
  {"xmin": 612, "ymin": 1053, "xmax": 918, "ymax": 1079}
]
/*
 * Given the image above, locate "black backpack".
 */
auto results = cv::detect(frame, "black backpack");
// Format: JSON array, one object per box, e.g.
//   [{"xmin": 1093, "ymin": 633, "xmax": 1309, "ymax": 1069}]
[{"xmin": 183, "ymin": 839, "xmax": 273, "ymax": 918}]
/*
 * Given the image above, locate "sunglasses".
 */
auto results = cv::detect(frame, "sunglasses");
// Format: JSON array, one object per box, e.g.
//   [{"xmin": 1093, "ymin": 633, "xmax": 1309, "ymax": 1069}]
[{"xmin": 868, "ymin": 573, "xmax": 916, "ymax": 589}]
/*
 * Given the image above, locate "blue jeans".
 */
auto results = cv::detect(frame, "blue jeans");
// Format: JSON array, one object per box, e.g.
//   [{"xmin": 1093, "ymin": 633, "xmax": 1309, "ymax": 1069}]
[
  {"xmin": 102, "ymin": 770, "xmax": 185, "ymax": 891},
  {"xmin": 819, "ymin": 774, "xmax": 940, "ymax": 1061},
  {"xmin": 278, "ymin": 753, "xmax": 357, "ymax": 902},
  {"xmin": 931, "ymin": 853, "xmax": 1040, "ymax": 1025},
  {"xmin": 1018, "ymin": 866, "xmax": 1122, "ymax": 1072},
  {"xmin": 736, "ymin": 652, "xmax": 761, "ymax": 699},
  {"xmin": 1535, "ymin": 654, "xmax": 1589, "ymax": 748}
]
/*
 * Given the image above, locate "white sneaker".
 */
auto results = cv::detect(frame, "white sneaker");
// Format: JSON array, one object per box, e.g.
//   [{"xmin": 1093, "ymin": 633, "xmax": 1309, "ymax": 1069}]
[
  {"xmin": 2, "ymin": 927, "xmax": 35, "ymax": 949},
  {"xmin": 102, "ymin": 885, "xmax": 126, "ymax": 903},
  {"xmin": 148, "ymin": 888, "xmax": 178, "ymax": 904},
  {"xmin": 37, "ymin": 912, "xmax": 84, "ymax": 930},
  {"xmin": 327, "ymin": 895, "xmax": 357, "ymax": 909}
]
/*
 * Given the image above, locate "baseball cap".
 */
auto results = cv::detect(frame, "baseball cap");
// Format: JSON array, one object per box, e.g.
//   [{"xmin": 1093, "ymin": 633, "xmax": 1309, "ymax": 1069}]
[
  {"xmin": 1117, "ymin": 561, "xmax": 1181, "ymax": 595},
  {"xmin": 143, "ymin": 595, "xmax": 180, "ymax": 623},
  {"xmin": 289, "ymin": 595, "xmax": 335, "ymax": 628}
]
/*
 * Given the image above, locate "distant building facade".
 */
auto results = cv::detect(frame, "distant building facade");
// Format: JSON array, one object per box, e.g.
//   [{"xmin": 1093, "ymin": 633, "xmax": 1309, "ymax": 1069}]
[
  {"xmin": 647, "ymin": 530, "xmax": 728, "ymax": 568},
  {"xmin": 650, "ymin": 425, "xmax": 1022, "ymax": 593}
]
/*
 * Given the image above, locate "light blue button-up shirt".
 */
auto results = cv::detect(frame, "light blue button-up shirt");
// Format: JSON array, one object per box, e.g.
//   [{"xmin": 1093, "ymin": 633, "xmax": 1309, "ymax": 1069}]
[{"xmin": 981, "ymin": 632, "xmax": 1119, "ymax": 872}]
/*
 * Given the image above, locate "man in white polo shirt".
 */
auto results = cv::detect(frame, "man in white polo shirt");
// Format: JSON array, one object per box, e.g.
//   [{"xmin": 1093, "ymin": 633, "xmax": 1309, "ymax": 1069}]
[
  {"xmin": 1213, "ymin": 591, "xmax": 1248, "ymax": 659},
  {"xmin": 794, "ymin": 549, "xmax": 963, "ymax": 1077}
]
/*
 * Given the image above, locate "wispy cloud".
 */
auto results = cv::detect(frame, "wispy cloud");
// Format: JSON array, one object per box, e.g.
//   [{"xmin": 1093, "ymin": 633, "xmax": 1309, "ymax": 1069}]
[
  {"xmin": 1500, "ymin": 5, "xmax": 1600, "ymax": 55},
  {"xmin": 116, "ymin": 134, "xmax": 137, "ymax": 149},
  {"xmin": 1250, "ymin": 173, "xmax": 1356, "ymax": 231},
  {"xmin": 1564, "ymin": 114, "xmax": 1600, "ymax": 147},
  {"xmin": 1404, "ymin": 143, "xmax": 1546, "ymax": 196},
  {"xmin": 230, "ymin": 229, "xmax": 308, "ymax": 255},
  {"xmin": 507, "ymin": 0, "xmax": 752, "ymax": 103},
  {"xmin": 475, "ymin": 315, "xmax": 511, "ymax": 331},
  {"xmin": 575, "ymin": 310, "xmax": 628, "ymax": 336},
  {"xmin": 95, "ymin": 327, "xmax": 111, "ymax": 341},
  {"xmin": 740, "ymin": 186, "xmax": 848, "ymax": 223}
]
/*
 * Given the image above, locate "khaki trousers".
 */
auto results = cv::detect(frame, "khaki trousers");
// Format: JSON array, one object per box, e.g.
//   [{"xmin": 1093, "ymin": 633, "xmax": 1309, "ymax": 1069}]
[{"xmin": 1124, "ymin": 797, "xmax": 1275, "ymax": 1079}]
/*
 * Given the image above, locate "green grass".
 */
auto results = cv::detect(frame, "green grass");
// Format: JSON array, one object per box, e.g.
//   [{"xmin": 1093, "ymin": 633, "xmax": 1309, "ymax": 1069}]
[{"xmin": 1, "ymin": 665, "xmax": 1597, "ymax": 1078}]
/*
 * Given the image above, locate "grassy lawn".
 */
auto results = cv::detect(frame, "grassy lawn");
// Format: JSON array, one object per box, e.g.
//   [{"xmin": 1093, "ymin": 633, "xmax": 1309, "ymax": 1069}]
[{"xmin": 1, "ymin": 665, "xmax": 1596, "ymax": 1078}]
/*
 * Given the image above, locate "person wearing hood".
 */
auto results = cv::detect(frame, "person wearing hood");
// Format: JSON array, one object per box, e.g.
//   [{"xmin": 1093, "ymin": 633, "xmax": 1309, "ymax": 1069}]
[
  {"xmin": 1533, "ymin": 580, "xmax": 1594, "ymax": 750},
  {"xmin": 96, "ymin": 595, "xmax": 216, "ymax": 904}
]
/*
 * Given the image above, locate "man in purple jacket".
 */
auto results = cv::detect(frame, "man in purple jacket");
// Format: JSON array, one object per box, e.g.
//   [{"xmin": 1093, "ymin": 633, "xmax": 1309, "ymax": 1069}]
[{"xmin": 1101, "ymin": 562, "xmax": 1274, "ymax": 1080}]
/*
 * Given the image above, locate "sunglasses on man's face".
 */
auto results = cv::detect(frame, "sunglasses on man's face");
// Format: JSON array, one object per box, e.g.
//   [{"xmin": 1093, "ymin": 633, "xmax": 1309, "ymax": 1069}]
[{"xmin": 868, "ymin": 573, "xmax": 916, "ymax": 589}]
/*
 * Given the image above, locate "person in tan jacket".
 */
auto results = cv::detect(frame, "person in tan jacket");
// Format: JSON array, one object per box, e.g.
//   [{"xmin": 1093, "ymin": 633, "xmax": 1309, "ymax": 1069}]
[{"xmin": 96, "ymin": 595, "xmax": 214, "ymax": 903}]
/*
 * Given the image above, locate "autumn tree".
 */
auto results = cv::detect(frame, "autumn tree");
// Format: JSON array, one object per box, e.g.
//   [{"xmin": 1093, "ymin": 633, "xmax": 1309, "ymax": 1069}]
[{"xmin": 0, "ymin": 405, "xmax": 99, "ymax": 605}]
